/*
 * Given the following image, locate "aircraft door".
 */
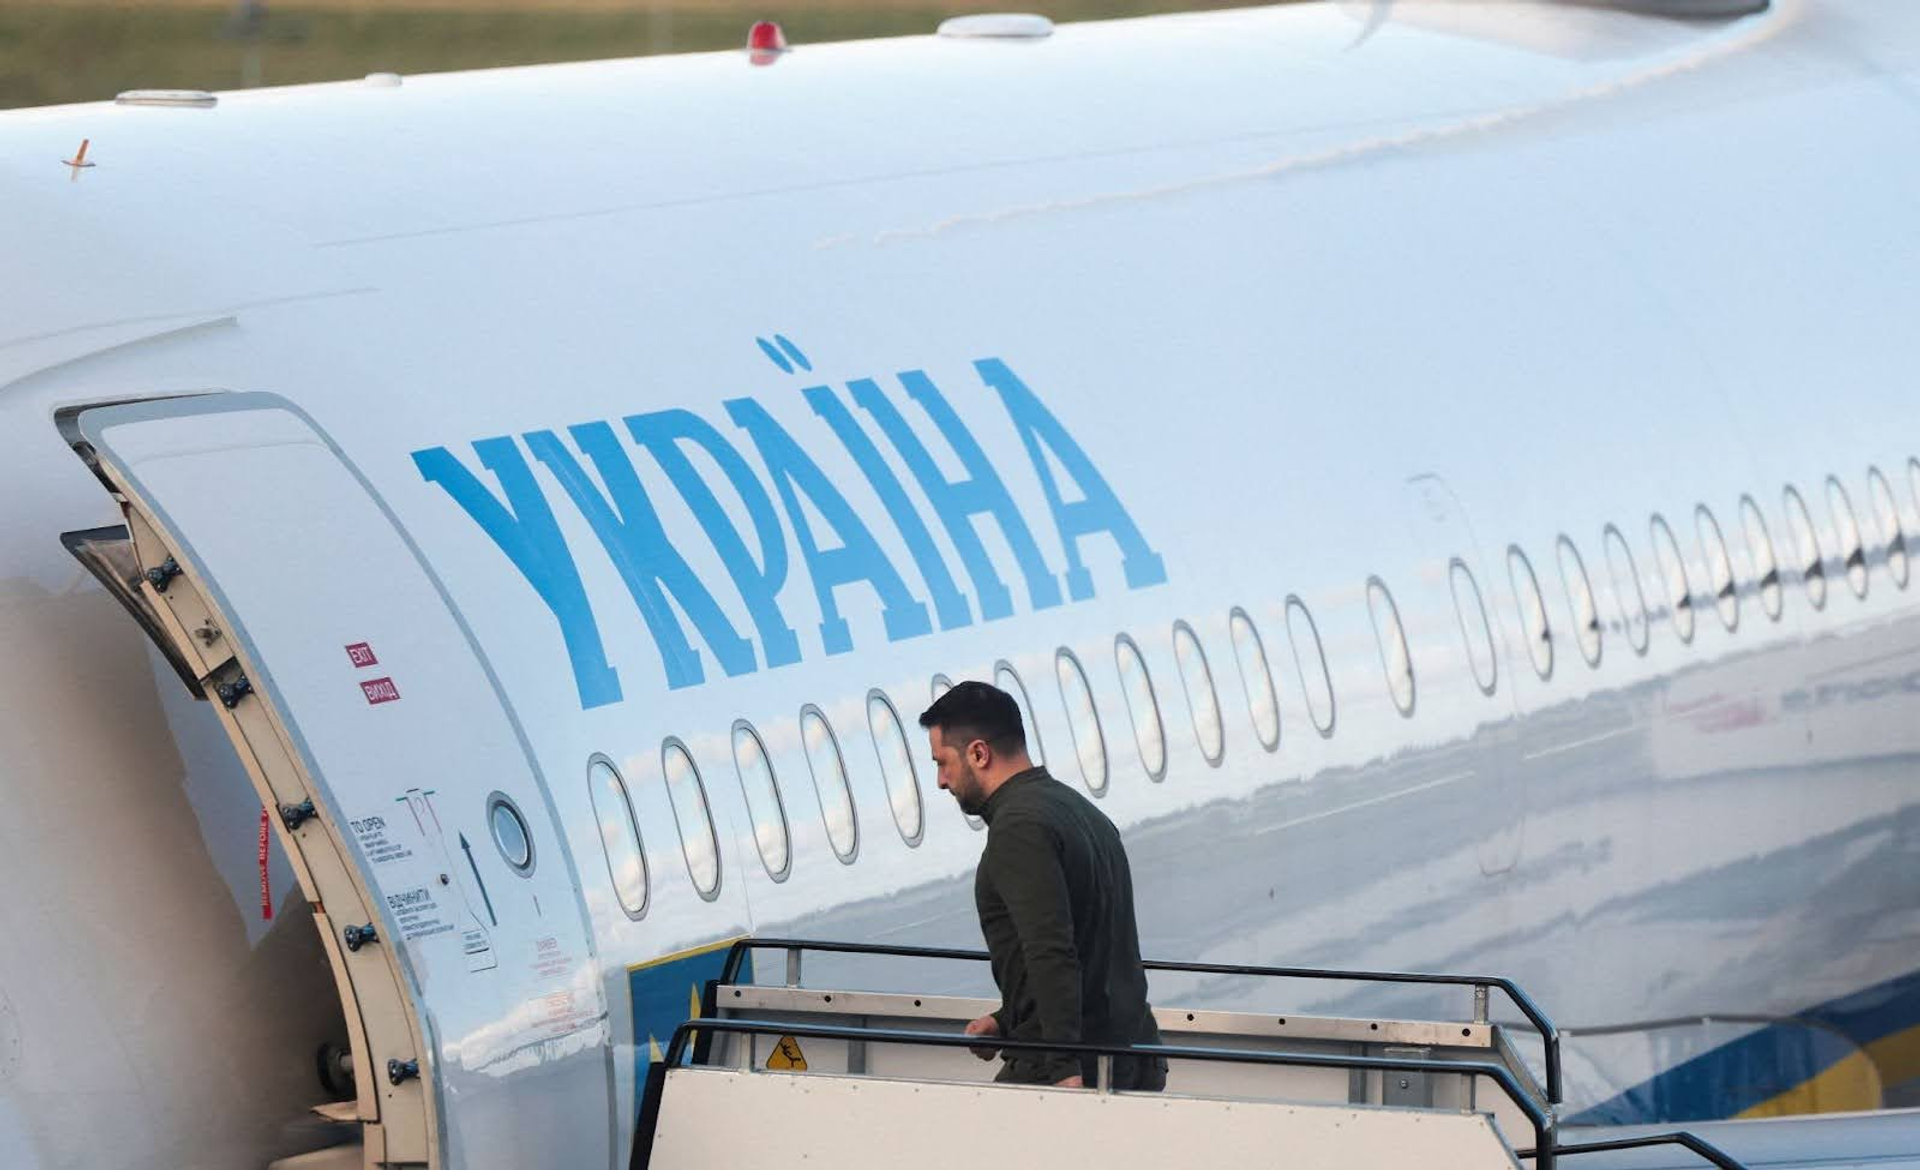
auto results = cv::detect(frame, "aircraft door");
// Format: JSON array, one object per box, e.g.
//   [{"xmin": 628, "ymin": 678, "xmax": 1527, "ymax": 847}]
[
  {"xmin": 75, "ymin": 394, "xmax": 614, "ymax": 1170},
  {"xmin": 1402, "ymin": 474, "xmax": 1524, "ymax": 876}
]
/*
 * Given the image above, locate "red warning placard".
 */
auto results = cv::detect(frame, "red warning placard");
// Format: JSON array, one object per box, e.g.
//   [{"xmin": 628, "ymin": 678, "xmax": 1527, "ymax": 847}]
[
  {"xmin": 346, "ymin": 642, "xmax": 379, "ymax": 668},
  {"xmin": 361, "ymin": 677, "xmax": 401, "ymax": 705}
]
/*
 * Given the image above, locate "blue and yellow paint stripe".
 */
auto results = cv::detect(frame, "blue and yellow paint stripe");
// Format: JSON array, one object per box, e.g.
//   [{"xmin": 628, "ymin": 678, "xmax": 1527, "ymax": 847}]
[
  {"xmin": 1570, "ymin": 968, "xmax": 1920, "ymax": 1125},
  {"xmin": 625, "ymin": 935, "xmax": 750, "ymax": 1083}
]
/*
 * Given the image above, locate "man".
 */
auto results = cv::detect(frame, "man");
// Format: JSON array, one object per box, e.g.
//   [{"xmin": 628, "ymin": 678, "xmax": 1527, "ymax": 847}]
[{"xmin": 918, "ymin": 680, "xmax": 1166, "ymax": 1091}]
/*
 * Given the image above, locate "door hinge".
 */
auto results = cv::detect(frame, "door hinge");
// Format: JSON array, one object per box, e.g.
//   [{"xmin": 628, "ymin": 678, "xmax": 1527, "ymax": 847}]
[
  {"xmin": 216, "ymin": 675, "xmax": 254, "ymax": 709},
  {"xmin": 144, "ymin": 556, "xmax": 182, "ymax": 593},
  {"xmin": 279, "ymin": 799, "xmax": 317, "ymax": 831}
]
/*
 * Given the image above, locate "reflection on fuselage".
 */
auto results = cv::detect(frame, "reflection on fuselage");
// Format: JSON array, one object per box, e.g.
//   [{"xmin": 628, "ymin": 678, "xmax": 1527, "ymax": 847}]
[{"xmin": 605, "ymin": 462, "xmax": 1920, "ymax": 1122}]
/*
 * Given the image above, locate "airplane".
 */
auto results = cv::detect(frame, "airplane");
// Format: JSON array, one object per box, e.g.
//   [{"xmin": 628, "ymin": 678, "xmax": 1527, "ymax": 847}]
[{"xmin": 3, "ymin": 0, "xmax": 1919, "ymax": 1166}]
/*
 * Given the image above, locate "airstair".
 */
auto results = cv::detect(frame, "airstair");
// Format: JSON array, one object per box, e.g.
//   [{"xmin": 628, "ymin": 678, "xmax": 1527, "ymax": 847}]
[{"xmin": 632, "ymin": 939, "xmax": 1749, "ymax": 1170}]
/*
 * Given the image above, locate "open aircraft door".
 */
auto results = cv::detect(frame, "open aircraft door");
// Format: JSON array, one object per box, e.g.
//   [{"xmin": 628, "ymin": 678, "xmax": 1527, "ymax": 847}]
[{"xmin": 69, "ymin": 394, "xmax": 615, "ymax": 1170}]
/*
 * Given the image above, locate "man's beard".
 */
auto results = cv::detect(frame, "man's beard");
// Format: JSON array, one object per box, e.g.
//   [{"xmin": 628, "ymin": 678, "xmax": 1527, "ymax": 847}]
[{"xmin": 953, "ymin": 762, "xmax": 988, "ymax": 817}]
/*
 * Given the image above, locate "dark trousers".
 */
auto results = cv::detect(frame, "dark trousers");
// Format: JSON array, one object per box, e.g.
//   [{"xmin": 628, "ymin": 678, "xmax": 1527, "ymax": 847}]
[{"xmin": 996, "ymin": 1052, "xmax": 1168, "ymax": 1092}]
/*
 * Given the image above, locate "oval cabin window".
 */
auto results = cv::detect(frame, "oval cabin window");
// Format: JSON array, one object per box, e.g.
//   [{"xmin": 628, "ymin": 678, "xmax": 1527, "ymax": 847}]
[
  {"xmin": 1602, "ymin": 525, "xmax": 1651, "ymax": 656},
  {"xmin": 1172, "ymin": 621, "xmax": 1226, "ymax": 765},
  {"xmin": 800, "ymin": 705, "xmax": 860, "ymax": 863},
  {"xmin": 1286, "ymin": 597, "xmax": 1336, "ymax": 737},
  {"xmin": 730, "ymin": 722, "xmax": 791, "ymax": 881},
  {"xmin": 995, "ymin": 662, "xmax": 1046, "ymax": 767},
  {"xmin": 1508, "ymin": 546, "xmax": 1554, "ymax": 679},
  {"xmin": 1114, "ymin": 634, "xmax": 1167, "ymax": 781},
  {"xmin": 1868, "ymin": 466, "xmax": 1909, "ymax": 589},
  {"xmin": 1366, "ymin": 578, "xmax": 1416, "ymax": 716},
  {"xmin": 1695, "ymin": 505, "xmax": 1739, "ymax": 633},
  {"xmin": 1827, "ymin": 475, "xmax": 1869, "ymax": 599},
  {"xmin": 1555, "ymin": 537, "xmax": 1602, "ymax": 668},
  {"xmin": 1738, "ymin": 496, "xmax": 1783, "ymax": 622},
  {"xmin": 1054, "ymin": 649, "xmax": 1109, "ymax": 795},
  {"xmin": 866, "ymin": 690, "xmax": 925, "ymax": 847},
  {"xmin": 587, "ymin": 756, "xmax": 648, "ymax": 919},
  {"xmin": 661, "ymin": 739, "xmax": 721, "ymax": 900},
  {"xmin": 1450, "ymin": 559, "xmax": 1499, "ymax": 694},
  {"xmin": 1228, "ymin": 607, "xmax": 1282, "ymax": 751},
  {"xmin": 1782, "ymin": 485, "xmax": 1827, "ymax": 610},
  {"xmin": 1648, "ymin": 515, "xmax": 1696, "ymax": 645}
]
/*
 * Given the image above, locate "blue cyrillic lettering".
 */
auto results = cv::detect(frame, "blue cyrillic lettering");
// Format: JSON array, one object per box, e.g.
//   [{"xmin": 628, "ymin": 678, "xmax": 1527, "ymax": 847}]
[
  {"xmin": 806, "ymin": 385, "xmax": 973, "ymax": 632},
  {"xmin": 725, "ymin": 397, "xmax": 932, "ymax": 654},
  {"xmin": 849, "ymin": 372, "xmax": 1061, "ymax": 620},
  {"xmin": 525, "ymin": 424, "xmax": 751, "ymax": 690},
  {"xmin": 411, "ymin": 441, "xmax": 622, "ymax": 709},
  {"xmin": 625, "ymin": 410, "xmax": 802, "ymax": 671},
  {"xmin": 976, "ymin": 358, "xmax": 1168, "ymax": 598}
]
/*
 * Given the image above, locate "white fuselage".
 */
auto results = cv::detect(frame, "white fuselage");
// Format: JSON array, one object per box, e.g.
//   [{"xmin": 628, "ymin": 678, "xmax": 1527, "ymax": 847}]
[{"xmin": 4, "ymin": 2, "xmax": 1920, "ymax": 1167}]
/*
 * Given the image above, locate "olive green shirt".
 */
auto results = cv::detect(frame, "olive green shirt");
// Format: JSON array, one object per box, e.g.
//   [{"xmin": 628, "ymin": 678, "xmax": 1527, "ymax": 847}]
[{"xmin": 976, "ymin": 767, "xmax": 1162, "ymax": 1086}]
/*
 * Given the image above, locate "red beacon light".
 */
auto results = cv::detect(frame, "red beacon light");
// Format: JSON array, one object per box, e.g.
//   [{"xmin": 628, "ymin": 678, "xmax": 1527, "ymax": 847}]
[{"xmin": 747, "ymin": 20, "xmax": 788, "ymax": 66}]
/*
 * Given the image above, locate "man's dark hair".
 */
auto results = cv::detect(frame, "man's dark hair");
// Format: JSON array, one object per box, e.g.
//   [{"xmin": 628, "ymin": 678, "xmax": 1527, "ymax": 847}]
[{"xmin": 918, "ymin": 680, "xmax": 1027, "ymax": 755}]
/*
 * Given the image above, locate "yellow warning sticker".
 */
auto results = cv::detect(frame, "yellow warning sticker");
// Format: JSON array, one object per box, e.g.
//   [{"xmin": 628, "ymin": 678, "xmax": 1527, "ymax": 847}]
[{"xmin": 766, "ymin": 1035, "xmax": 808, "ymax": 1071}]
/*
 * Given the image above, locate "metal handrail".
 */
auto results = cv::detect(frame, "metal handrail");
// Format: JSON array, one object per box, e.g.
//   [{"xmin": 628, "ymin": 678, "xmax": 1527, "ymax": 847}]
[
  {"xmin": 717, "ymin": 936, "xmax": 1564, "ymax": 1104},
  {"xmin": 654, "ymin": 1016, "xmax": 1561, "ymax": 1168},
  {"xmin": 1517, "ymin": 1132, "xmax": 1748, "ymax": 1170}
]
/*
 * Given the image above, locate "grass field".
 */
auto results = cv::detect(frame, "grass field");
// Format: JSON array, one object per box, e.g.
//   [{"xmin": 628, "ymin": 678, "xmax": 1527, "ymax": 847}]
[{"xmin": 0, "ymin": 1, "xmax": 1257, "ymax": 109}]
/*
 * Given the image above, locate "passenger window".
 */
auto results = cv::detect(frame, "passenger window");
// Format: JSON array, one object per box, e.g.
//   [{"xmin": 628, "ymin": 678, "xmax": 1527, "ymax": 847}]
[
  {"xmin": 866, "ymin": 690, "xmax": 925, "ymax": 847},
  {"xmin": 1172, "ymin": 621, "xmax": 1226, "ymax": 764},
  {"xmin": 1555, "ymin": 537, "xmax": 1603, "ymax": 668},
  {"xmin": 661, "ymin": 739, "xmax": 721, "ymax": 900},
  {"xmin": 731, "ymin": 721, "xmax": 791, "ymax": 881},
  {"xmin": 1054, "ymin": 648, "xmax": 1109, "ymax": 795},
  {"xmin": 1827, "ymin": 475, "xmax": 1869, "ymax": 599},
  {"xmin": 1782, "ymin": 485, "xmax": 1827, "ymax": 610},
  {"xmin": 994, "ymin": 662, "xmax": 1046, "ymax": 766},
  {"xmin": 1114, "ymin": 634, "xmax": 1168, "ymax": 781},
  {"xmin": 1365, "ymin": 578, "xmax": 1416, "ymax": 716},
  {"xmin": 800, "ymin": 705, "xmax": 860, "ymax": 863},
  {"xmin": 587, "ymin": 755, "xmax": 648, "ymax": 919},
  {"xmin": 1508, "ymin": 546, "xmax": 1554, "ymax": 679},
  {"xmin": 1695, "ymin": 505, "xmax": 1739, "ymax": 633},
  {"xmin": 1868, "ymin": 466, "xmax": 1909, "ymax": 589},
  {"xmin": 1228, "ymin": 607, "xmax": 1282, "ymax": 751},
  {"xmin": 1449, "ymin": 559, "xmax": 1500, "ymax": 693},
  {"xmin": 1602, "ymin": 525, "xmax": 1651, "ymax": 656},
  {"xmin": 1648, "ymin": 515, "xmax": 1696, "ymax": 644},
  {"xmin": 1738, "ymin": 496, "xmax": 1783, "ymax": 622},
  {"xmin": 1285, "ymin": 596, "xmax": 1336, "ymax": 737}
]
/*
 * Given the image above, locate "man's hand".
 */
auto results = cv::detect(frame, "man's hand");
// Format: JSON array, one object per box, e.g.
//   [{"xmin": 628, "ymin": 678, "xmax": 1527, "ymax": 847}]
[
  {"xmin": 1053, "ymin": 1074, "xmax": 1085, "ymax": 1088},
  {"xmin": 963, "ymin": 1013, "xmax": 1001, "ymax": 1060}
]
